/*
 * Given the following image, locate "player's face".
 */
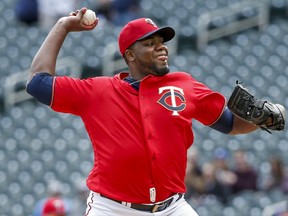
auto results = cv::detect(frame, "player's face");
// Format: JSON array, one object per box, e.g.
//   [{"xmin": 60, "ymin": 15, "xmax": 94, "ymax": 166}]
[{"xmin": 129, "ymin": 35, "xmax": 170, "ymax": 77}]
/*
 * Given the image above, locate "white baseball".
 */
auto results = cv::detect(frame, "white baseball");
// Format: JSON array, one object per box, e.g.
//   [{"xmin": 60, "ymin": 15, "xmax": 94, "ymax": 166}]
[{"xmin": 82, "ymin": 9, "xmax": 96, "ymax": 25}]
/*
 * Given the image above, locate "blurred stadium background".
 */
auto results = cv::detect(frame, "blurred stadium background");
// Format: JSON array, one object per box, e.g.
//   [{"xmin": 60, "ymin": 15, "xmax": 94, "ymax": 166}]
[{"xmin": 0, "ymin": 0, "xmax": 288, "ymax": 215}]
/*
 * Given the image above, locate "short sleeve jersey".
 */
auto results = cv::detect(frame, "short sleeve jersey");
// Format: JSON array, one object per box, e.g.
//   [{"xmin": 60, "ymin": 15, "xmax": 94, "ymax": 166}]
[{"xmin": 51, "ymin": 71, "xmax": 226, "ymax": 203}]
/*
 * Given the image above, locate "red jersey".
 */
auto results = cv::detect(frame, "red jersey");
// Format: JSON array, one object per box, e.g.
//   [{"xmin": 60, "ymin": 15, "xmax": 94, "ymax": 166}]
[{"xmin": 51, "ymin": 71, "xmax": 226, "ymax": 203}]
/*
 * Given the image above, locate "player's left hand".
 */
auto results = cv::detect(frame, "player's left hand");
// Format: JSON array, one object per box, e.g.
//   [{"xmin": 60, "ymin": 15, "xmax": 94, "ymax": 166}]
[{"xmin": 228, "ymin": 81, "xmax": 286, "ymax": 133}]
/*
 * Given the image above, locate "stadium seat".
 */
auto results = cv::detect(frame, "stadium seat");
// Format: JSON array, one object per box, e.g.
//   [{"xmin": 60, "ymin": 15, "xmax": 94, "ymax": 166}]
[
  {"xmin": 223, "ymin": 206, "xmax": 240, "ymax": 216},
  {"xmin": 1, "ymin": 0, "xmax": 288, "ymax": 215}
]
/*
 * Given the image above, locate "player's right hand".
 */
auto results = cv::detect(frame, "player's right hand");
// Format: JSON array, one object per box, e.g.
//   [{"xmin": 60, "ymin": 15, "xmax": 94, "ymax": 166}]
[{"xmin": 59, "ymin": 7, "xmax": 99, "ymax": 33}]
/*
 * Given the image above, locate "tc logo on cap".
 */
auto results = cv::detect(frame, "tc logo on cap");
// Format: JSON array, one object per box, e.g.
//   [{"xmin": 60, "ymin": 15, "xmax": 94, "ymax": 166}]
[{"xmin": 145, "ymin": 18, "xmax": 157, "ymax": 27}]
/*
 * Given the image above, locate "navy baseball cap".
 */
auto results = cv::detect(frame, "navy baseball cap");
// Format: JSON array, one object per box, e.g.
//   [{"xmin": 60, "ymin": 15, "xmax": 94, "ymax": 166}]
[{"xmin": 118, "ymin": 18, "xmax": 175, "ymax": 56}]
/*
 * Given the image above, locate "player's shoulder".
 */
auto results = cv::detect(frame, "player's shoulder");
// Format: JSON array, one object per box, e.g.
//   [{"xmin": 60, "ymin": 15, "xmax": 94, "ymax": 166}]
[
  {"xmin": 83, "ymin": 75, "xmax": 115, "ymax": 83},
  {"xmin": 70, "ymin": 75, "xmax": 117, "ymax": 91}
]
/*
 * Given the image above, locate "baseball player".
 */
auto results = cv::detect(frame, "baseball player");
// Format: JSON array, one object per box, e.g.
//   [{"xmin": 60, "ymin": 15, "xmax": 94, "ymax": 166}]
[
  {"xmin": 42, "ymin": 197, "xmax": 66, "ymax": 216},
  {"xmin": 26, "ymin": 7, "xmax": 285, "ymax": 216}
]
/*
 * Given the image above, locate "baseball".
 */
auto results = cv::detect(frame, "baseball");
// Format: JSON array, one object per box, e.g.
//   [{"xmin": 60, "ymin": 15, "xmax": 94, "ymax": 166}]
[{"xmin": 82, "ymin": 9, "xmax": 97, "ymax": 25}]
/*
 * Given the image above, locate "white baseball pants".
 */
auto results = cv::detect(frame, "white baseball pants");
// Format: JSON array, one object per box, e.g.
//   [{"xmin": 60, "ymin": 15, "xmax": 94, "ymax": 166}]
[{"xmin": 84, "ymin": 191, "xmax": 199, "ymax": 216}]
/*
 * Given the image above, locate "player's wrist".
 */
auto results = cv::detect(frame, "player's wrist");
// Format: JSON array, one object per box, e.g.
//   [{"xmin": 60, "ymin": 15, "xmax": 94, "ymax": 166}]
[{"xmin": 55, "ymin": 18, "xmax": 71, "ymax": 34}]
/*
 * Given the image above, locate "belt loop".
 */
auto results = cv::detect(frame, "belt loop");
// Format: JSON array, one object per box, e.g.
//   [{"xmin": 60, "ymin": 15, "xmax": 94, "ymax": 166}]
[
  {"xmin": 175, "ymin": 193, "xmax": 183, "ymax": 202},
  {"xmin": 152, "ymin": 204, "xmax": 159, "ymax": 213},
  {"xmin": 122, "ymin": 202, "xmax": 131, "ymax": 207}
]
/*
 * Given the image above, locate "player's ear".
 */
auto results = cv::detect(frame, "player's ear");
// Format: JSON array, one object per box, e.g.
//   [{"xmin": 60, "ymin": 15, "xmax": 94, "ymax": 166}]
[{"xmin": 125, "ymin": 49, "xmax": 135, "ymax": 62}]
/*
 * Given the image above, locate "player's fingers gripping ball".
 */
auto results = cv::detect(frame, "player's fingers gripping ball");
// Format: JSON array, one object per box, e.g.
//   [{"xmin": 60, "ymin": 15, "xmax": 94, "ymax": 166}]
[{"xmin": 82, "ymin": 9, "xmax": 97, "ymax": 25}]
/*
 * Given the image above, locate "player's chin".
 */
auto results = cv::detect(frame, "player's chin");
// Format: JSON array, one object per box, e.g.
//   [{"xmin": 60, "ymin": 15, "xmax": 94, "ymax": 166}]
[{"xmin": 154, "ymin": 65, "xmax": 170, "ymax": 76}]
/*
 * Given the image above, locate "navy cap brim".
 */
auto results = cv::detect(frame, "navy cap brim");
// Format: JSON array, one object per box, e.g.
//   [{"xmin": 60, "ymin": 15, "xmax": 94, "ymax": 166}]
[{"xmin": 137, "ymin": 26, "xmax": 175, "ymax": 42}]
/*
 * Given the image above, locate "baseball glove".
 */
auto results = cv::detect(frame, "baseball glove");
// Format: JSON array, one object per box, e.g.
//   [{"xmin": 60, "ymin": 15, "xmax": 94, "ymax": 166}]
[{"xmin": 228, "ymin": 81, "xmax": 286, "ymax": 133}]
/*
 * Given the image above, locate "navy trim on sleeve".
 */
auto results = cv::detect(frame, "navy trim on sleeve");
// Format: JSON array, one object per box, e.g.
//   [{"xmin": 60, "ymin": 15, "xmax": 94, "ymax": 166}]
[
  {"xmin": 26, "ymin": 72, "xmax": 53, "ymax": 106},
  {"xmin": 209, "ymin": 107, "xmax": 234, "ymax": 134}
]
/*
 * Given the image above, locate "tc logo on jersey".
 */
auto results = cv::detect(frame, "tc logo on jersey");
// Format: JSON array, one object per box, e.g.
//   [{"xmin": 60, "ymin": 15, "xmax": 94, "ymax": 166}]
[{"xmin": 158, "ymin": 86, "xmax": 186, "ymax": 116}]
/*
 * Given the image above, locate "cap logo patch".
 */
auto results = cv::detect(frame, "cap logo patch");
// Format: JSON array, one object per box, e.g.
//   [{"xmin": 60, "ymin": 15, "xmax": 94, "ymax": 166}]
[
  {"xmin": 145, "ymin": 18, "xmax": 157, "ymax": 27},
  {"xmin": 53, "ymin": 200, "xmax": 63, "ymax": 211}
]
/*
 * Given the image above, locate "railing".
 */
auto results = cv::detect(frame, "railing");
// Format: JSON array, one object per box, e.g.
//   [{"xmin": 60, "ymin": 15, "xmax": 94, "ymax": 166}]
[
  {"xmin": 102, "ymin": 41, "xmax": 128, "ymax": 76},
  {"xmin": 197, "ymin": 0, "xmax": 270, "ymax": 51},
  {"xmin": 3, "ymin": 56, "xmax": 82, "ymax": 110}
]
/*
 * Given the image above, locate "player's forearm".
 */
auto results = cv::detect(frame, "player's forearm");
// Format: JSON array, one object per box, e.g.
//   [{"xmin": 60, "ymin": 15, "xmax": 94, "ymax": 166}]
[
  {"xmin": 229, "ymin": 115, "xmax": 259, "ymax": 135},
  {"xmin": 28, "ymin": 18, "xmax": 69, "ymax": 82}
]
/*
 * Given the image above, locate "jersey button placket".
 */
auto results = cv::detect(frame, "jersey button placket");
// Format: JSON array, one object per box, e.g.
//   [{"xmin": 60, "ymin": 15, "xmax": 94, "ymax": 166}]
[
  {"xmin": 139, "ymin": 91, "xmax": 156, "ymax": 200},
  {"xmin": 151, "ymin": 153, "xmax": 156, "ymax": 161},
  {"xmin": 147, "ymin": 132, "xmax": 152, "ymax": 140}
]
